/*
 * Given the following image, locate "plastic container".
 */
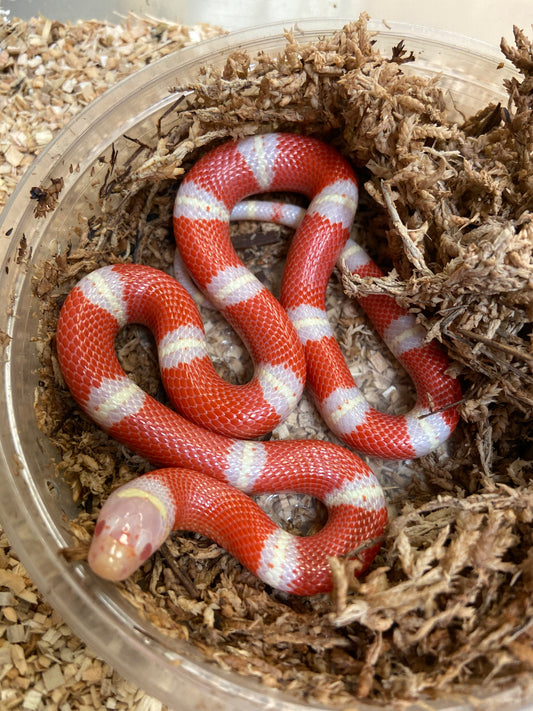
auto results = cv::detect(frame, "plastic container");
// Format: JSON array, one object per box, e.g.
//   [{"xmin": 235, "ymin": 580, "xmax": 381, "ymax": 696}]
[
  {"xmin": 4, "ymin": 0, "xmax": 532, "ymax": 46},
  {"xmin": 0, "ymin": 19, "xmax": 529, "ymax": 711}
]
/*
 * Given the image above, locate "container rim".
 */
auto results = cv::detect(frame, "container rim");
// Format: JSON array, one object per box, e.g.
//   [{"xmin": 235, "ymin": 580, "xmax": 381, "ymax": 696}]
[{"xmin": 0, "ymin": 15, "xmax": 509, "ymax": 237}]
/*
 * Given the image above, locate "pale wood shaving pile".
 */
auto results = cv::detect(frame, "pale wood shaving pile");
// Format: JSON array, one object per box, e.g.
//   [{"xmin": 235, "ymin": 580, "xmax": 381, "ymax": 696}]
[{"xmin": 1, "ymin": 10, "xmax": 533, "ymax": 711}]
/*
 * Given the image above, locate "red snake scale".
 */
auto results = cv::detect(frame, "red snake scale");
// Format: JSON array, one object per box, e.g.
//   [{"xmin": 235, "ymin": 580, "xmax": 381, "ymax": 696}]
[{"xmin": 56, "ymin": 133, "xmax": 460, "ymax": 595}]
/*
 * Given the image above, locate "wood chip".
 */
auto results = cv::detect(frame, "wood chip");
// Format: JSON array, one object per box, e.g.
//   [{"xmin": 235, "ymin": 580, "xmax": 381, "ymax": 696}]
[{"xmin": 42, "ymin": 664, "xmax": 65, "ymax": 692}]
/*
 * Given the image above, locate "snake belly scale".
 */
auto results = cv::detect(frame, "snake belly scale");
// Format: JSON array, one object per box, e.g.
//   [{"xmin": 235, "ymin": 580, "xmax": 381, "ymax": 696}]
[{"xmin": 56, "ymin": 132, "xmax": 460, "ymax": 595}]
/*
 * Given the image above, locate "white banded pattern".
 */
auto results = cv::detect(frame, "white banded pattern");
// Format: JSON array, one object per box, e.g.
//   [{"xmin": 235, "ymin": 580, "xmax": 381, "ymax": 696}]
[
  {"xmin": 340, "ymin": 238, "xmax": 372, "ymax": 271},
  {"xmin": 79, "ymin": 267, "xmax": 128, "ymax": 327},
  {"xmin": 224, "ymin": 441, "xmax": 268, "ymax": 492},
  {"xmin": 406, "ymin": 409, "xmax": 454, "ymax": 457},
  {"xmin": 236, "ymin": 133, "xmax": 279, "ymax": 190},
  {"xmin": 158, "ymin": 325, "xmax": 207, "ymax": 369},
  {"xmin": 231, "ymin": 200, "xmax": 305, "ymax": 228},
  {"xmin": 207, "ymin": 264, "xmax": 265, "ymax": 308},
  {"xmin": 257, "ymin": 530, "xmax": 300, "ymax": 591},
  {"xmin": 257, "ymin": 362, "xmax": 303, "ymax": 419},
  {"xmin": 322, "ymin": 387, "xmax": 370, "ymax": 436},
  {"xmin": 173, "ymin": 181, "xmax": 230, "ymax": 222},
  {"xmin": 383, "ymin": 314, "xmax": 426, "ymax": 359},
  {"xmin": 307, "ymin": 179, "xmax": 358, "ymax": 228},
  {"xmin": 116, "ymin": 476, "xmax": 176, "ymax": 528},
  {"xmin": 286, "ymin": 304, "xmax": 334, "ymax": 345},
  {"xmin": 87, "ymin": 375, "xmax": 146, "ymax": 429},
  {"xmin": 324, "ymin": 476, "xmax": 385, "ymax": 512}
]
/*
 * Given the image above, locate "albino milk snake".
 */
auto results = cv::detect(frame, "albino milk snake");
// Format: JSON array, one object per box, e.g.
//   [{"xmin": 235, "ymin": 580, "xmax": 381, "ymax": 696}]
[{"xmin": 56, "ymin": 133, "xmax": 461, "ymax": 595}]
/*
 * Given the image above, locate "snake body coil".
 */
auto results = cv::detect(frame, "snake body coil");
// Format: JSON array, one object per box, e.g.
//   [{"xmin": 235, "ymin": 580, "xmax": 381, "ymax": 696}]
[{"xmin": 56, "ymin": 133, "xmax": 460, "ymax": 595}]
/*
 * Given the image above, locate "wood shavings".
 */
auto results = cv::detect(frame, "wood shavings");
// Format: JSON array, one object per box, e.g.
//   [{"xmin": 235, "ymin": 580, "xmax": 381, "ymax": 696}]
[
  {"xmin": 0, "ymin": 530, "xmax": 165, "ymax": 710},
  {"xmin": 2, "ymin": 9, "xmax": 533, "ymax": 711},
  {"xmin": 0, "ymin": 13, "xmax": 223, "ymax": 207}
]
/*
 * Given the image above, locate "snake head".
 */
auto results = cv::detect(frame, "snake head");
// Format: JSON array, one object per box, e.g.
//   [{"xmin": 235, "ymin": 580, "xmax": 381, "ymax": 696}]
[{"xmin": 88, "ymin": 486, "xmax": 173, "ymax": 581}]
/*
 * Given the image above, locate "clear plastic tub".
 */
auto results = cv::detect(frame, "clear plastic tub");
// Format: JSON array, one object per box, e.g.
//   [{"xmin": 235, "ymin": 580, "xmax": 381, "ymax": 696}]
[{"xmin": 0, "ymin": 19, "xmax": 529, "ymax": 711}]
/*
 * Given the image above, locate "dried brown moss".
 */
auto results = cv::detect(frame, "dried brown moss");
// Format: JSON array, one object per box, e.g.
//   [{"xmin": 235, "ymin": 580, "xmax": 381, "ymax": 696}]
[{"xmin": 34, "ymin": 16, "xmax": 533, "ymax": 708}]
